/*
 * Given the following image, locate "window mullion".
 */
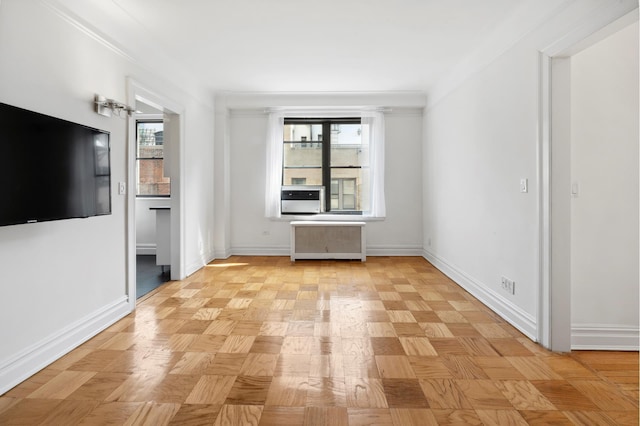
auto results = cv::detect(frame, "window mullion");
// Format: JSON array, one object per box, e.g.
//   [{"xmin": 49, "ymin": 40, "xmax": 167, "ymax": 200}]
[{"xmin": 322, "ymin": 121, "xmax": 331, "ymax": 212}]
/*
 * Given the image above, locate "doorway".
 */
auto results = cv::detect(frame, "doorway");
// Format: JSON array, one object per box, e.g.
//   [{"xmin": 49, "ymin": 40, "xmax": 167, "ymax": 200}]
[
  {"xmin": 134, "ymin": 105, "xmax": 171, "ymax": 298},
  {"xmin": 538, "ymin": 9, "xmax": 639, "ymax": 351},
  {"xmin": 126, "ymin": 79, "xmax": 185, "ymax": 309},
  {"xmin": 568, "ymin": 21, "xmax": 639, "ymax": 350}
]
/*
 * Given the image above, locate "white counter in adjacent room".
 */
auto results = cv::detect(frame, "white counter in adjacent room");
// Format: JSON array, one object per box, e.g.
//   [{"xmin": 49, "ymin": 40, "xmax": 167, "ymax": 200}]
[{"xmin": 149, "ymin": 206, "xmax": 170, "ymax": 268}]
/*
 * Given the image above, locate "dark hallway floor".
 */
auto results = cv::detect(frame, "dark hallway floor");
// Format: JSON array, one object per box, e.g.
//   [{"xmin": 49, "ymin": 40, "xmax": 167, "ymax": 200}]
[{"xmin": 136, "ymin": 255, "xmax": 170, "ymax": 299}]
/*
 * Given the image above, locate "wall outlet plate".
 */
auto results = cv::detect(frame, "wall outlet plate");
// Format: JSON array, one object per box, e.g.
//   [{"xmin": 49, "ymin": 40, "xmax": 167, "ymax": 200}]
[{"xmin": 501, "ymin": 276, "xmax": 516, "ymax": 295}]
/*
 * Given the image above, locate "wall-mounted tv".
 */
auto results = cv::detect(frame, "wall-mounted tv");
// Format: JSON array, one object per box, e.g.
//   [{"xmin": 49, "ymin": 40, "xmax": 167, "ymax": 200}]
[{"xmin": 0, "ymin": 102, "xmax": 111, "ymax": 227}]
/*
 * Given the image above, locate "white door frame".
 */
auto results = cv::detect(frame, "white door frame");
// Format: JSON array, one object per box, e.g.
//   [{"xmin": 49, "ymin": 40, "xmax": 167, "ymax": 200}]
[
  {"xmin": 536, "ymin": 4, "xmax": 638, "ymax": 351},
  {"xmin": 125, "ymin": 78, "xmax": 186, "ymax": 309}
]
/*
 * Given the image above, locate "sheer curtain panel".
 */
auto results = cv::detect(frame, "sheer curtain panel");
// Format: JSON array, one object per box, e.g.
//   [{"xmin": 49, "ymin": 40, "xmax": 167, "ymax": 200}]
[
  {"xmin": 264, "ymin": 112, "xmax": 284, "ymax": 218},
  {"xmin": 362, "ymin": 110, "xmax": 386, "ymax": 218}
]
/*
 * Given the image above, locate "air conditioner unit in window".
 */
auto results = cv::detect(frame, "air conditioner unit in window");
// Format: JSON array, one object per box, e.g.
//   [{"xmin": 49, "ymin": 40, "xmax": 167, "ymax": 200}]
[{"xmin": 281, "ymin": 185, "xmax": 325, "ymax": 214}]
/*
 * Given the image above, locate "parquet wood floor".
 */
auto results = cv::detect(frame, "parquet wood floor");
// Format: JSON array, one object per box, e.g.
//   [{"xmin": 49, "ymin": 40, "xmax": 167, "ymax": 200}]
[{"xmin": 1, "ymin": 256, "xmax": 638, "ymax": 425}]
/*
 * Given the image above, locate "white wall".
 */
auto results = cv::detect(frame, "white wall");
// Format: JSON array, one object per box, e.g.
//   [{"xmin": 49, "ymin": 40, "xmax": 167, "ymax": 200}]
[
  {"xmin": 422, "ymin": 1, "xmax": 638, "ymax": 341},
  {"xmin": 423, "ymin": 46, "xmax": 539, "ymax": 337},
  {"xmin": 369, "ymin": 110, "xmax": 424, "ymax": 255},
  {"xmin": 570, "ymin": 22, "xmax": 639, "ymax": 349},
  {"xmin": 214, "ymin": 93, "xmax": 424, "ymax": 257},
  {"xmin": 0, "ymin": 0, "xmax": 215, "ymax": 393},
  {"xmin": 182, "ymin": 104, "xmax": 216, "ymax": 274}
]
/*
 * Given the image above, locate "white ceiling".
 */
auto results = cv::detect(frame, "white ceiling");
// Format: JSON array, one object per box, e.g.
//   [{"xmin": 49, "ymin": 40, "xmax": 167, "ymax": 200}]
[{"xmin": 54, "ymin": 0, "xmax": 568, "ymax": 94}]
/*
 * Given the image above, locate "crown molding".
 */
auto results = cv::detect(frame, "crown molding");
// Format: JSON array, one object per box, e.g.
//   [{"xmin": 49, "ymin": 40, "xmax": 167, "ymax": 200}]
[
  {"xmin": 217, "ymin": 91, "xmax": 427, "ymax": 111},
  {"xmin": 39, "ymin": 0, "xmax": 215, "ymax": 110},
  {"xmin": 40, "ymin": 0, "xmax": 136, "ymax": 63}
]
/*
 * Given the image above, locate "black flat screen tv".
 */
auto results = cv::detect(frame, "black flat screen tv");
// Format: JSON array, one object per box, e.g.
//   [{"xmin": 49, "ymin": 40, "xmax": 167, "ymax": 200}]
[{"xmin": 0, "ymin": 102, "xmax": 111, "ymax": 227}]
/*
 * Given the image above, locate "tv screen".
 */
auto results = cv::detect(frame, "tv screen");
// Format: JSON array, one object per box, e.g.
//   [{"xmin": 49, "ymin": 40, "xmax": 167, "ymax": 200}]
[{"xmin": 0, "ymin": 102, "xmax": 111, "ymax": 227}]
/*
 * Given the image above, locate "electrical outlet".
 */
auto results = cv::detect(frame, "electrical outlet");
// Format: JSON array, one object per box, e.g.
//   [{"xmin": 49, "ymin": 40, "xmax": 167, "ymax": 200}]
[{"xmin": 501, "ymin": 276, "xmax": 516, "ymax": 295}]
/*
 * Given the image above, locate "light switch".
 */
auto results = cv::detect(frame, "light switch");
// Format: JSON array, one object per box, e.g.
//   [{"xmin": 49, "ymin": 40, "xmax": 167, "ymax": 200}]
[
  {"xmin": 118, "ymin": 182, "xmax": 126, "ymax": 195},
  {"xmin": 520, "ymin": 178, "xmax": 528, "ymax": 193}
]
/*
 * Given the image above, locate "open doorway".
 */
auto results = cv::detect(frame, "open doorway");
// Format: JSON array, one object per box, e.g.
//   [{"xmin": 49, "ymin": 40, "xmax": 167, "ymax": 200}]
[
  {"xmin": 134, "ymin": 103, "xmax": 171, "ymax": 298},
  {"xmin": 126, "ymin": 79, "xmax": 185, "ymax": 309},
  {"xmin": 568, "ymin": 20, "xmax": 638, "ymax": 350},
  {"xmin": 538, "ymin": 9, "xmax": 638, "ymax": 351}
]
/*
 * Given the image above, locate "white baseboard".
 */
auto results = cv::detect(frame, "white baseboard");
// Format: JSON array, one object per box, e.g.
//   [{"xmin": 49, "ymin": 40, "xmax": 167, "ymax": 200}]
[
  {"xmin": 231, "ymin": 246, "xmax": 291, "ymax": 257},
  {"xmin": 367, "ymin": 245, "xmax": 424, "ymax": 256},
  {"xmin": 423, "ymin": 249, "xmax": 537, "ymax": 341},
  {"xmin": 185, "ymin": 252, "xmax": 216, "ymax": 277},
  {"xmin": 213, "ymin": 247, "xmax": 316, "ymax": 262},
  {"xmin": 230, "ymin": 245, "xmax": 424, "ymax": 257},
  {"xmin": 136, "ymin": 243, "xmax": 156, "ymax": 256},
  {"xmin": 214, "ymin": 248, "xmax": 232, "ymax": 260},
  {"xmin": 572, "ymin": 324, "xmax": 640, "ymax": 350},
  {"xmin": 0, "ymin": 296, "xmax": 130, "ymax": 395}
]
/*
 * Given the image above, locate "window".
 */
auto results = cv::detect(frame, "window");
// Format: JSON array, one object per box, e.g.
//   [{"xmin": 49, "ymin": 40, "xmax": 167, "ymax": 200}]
[
  {"xmin": 265, "ymin": 110, "xmax": 384, "ymax": 219},
  {"xmin": 331, "ymin": 178, "xmax": 356, "ymax": 210},
  {"xmin": 282, "ymin": 118, "xmax": 369, "ymax": 213},
  {"xmin": 136, "ymin": 120, "xmax": 170, "ymax": 196},
  {"xmin": 291, "ymin": 177, "xmax": 307, "ymax": 185}
]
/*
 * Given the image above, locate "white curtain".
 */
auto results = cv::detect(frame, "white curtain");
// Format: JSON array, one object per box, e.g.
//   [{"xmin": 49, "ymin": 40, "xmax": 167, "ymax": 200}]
[
  {"xmin": 264, "ymin": 108, "xmax": 386, "ymax": 218},
  {"xmin": 362, "ymin": 110, "xmax": 386, "ymax": 218},
  {"xmin": 264, "ymin": 112, "xmax": 284, "ymax": 218}
]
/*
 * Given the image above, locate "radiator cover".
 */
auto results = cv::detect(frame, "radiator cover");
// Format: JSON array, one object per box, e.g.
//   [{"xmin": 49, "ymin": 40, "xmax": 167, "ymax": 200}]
[{"xmin": 290, "ymin": 221, "xmax": 366, "ymax": 262}]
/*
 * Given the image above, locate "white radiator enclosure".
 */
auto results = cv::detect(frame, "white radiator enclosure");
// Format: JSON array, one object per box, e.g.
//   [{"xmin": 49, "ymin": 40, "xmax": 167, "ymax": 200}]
[{"xmin": 290, "ymin": 221, "xmax": 366, "ymax": 262}]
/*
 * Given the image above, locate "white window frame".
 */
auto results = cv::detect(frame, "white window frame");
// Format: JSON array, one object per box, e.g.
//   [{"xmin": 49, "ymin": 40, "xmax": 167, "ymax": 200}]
[{"xmin": 264, "ymin": 109, "xmax": 385, "ymax": 219}]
